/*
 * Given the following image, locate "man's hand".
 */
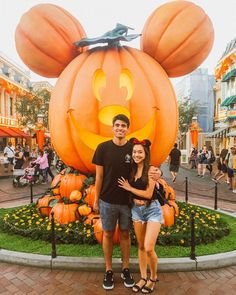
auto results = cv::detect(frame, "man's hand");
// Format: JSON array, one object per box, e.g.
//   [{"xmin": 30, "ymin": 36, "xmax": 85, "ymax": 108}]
[
  {"xmin": 149, "ymin": 166, "xmax": 162, "ymax": 181},
  {"xmin": 93, "ymin": 199, "xmax": 99, "ymax": 213}
]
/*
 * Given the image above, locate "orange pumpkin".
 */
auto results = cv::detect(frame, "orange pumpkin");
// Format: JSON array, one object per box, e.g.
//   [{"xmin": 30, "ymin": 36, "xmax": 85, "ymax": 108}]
[
  {"xmin": 49, "ymin": 46, "xmax": 178, "ymax": 172},
  {"xmin": 84, "ymin": 185, "xmax": 95, "ymax": 208},
  {"xmin": 60, "ymin": 173, "xmax": 86, "ymax": 198},
  {"xmin": 78, "ymin": 204, "xmax": 92, "ymax": 216},
  {"xmin": 168, "ymin": 200, "xmax": 179, "ymax": 217},
  {"xmin": 84, "ymin": 213, "xmax": 100, "ymax": 225},
  {"xmin": 51, "ymin": 203, "xmax": 79, "ymax": 224},
  {"xmin": 51, "ymin": 173, "xmax": 64, "ymax": 195},
  {"xmin": 15, "ymin": 4, "xmax": 87, "ymax": 78},
  {"xmin": 93, "ymin": 218, "xmax": 120, "ymax": 244},
  {"xmin": 162, "ymin": 204, "xmax": 175, "ymax": 227},
  {"xmin": 69, "ymin": 190, "xmax": 83, "ymax": 202},
  {"xmin": 37, "ymin": 194, "xmax": 60, "ymax": 217},
  {"xmin": 141, "ymin": 1, "xmax": 214, "ymax": 77}
]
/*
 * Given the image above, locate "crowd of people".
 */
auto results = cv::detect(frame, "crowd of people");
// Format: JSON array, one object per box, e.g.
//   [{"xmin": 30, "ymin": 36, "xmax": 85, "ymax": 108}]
[
  {"xmin": 3, "ymin": 142, "xmax": 55, "ymax": 184},
  {"xmin": 189, "ymin": 145, "xmax": 236, "ymax": 193}
]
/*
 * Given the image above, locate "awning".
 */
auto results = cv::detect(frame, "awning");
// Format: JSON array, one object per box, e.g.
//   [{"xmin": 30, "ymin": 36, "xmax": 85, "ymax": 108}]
[
  {"xmin": 226, "ymin": 130, "xmax": 236, "ymax": 137},
  {"xmin": 0, "ymin": 126, "xmax": 29, "ymax": 138},
  {"xmin": 207, "ymin": 127, "xmax": 229, "ymax": 138},
  {"xmin": 221, "ymin": 95, "xmax": 236, "ymax": 107},
  {"xmin": 222, "ymin": 69, "xmax": 236, "ymax": 82}
]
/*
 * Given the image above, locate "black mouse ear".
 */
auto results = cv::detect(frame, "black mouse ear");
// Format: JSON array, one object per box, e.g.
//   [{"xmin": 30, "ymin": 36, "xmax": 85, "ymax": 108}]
[{"xmin": 144, "ymin": 139, "xmax": 151, "ymax": 147}]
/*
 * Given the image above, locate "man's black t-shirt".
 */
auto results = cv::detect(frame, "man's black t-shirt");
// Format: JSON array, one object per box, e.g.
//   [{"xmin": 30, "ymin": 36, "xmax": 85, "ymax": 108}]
[
  {"xmin": 169, "ymin": 148, "xmax": 181, "ymax": 165},
  {"xmin": 92, "ymin": 140, "xmax": 132, "ymax": 205}
]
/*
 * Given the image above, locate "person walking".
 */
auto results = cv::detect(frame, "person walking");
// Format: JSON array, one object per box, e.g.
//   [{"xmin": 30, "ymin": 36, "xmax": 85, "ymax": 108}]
[
  {"xmin": 225, "ymin": 147, "xmax": 235, "ymax": 190},
  {"xmin": 212, "ymin": 148, "xmax": 228, "ymax": 182},
  {"xmin": 118, "ymin": 138, "xmax": 162, "ymax": 294},
  {"xmin": 206, "ymin": 146, "xmax": 215, "ymax": 174},
  {"xmin": 92, "ymin": 114, "xmax": 135, "ymax": 290},
  {"xmin": 168, "ymin": 143, "xmax": 181, "ymax": 183},
  {"xmin": 189, "ymin": 147, "xmax": 198, "ymax": 169},
  {"xmin": 14, "ymin": 147, "xmax": 25, "ymax": 169},
  {"xmin": 197, "ymin": 145, "xmax": 209, "ymax": 178},
  {"xmin": 33, "ymin": 150, "xmax": 49, "ymax": 184},
  {"xmin": 44, "ymin": 144, "xmax": 55, "ymax": 181}
]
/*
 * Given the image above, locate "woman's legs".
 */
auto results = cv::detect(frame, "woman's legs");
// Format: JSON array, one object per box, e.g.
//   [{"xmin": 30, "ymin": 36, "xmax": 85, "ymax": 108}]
[{"xmin": 133, "ymin": 221, "xmax": 147, "ymax": 282}]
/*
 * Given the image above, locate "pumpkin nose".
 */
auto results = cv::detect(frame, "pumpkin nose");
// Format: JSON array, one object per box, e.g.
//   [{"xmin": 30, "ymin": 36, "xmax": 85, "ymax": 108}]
[{"xmin": 98, "ymin": 106, "xmax": 130, "ymax": 126}]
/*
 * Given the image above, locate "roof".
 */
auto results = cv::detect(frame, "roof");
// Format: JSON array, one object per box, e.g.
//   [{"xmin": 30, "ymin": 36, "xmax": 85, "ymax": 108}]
[
  {"xmin": 219, "ymin": 37, "xmax": 236, "ymax": 61},
  {"xmin": 222, "ymin": 69, "xmax": 236, "ymax": 82},
  {"xmin": 206, "ymin": 127, "xmax": 229, "ymax": 138},
  {"xmin": 221, "ymin": 95, "xmax": 236, "ymax": 107},
  {"xmin": 226, "ymin": 130, "xmax": 236, "ymax": 137},
  {"xmin": 0, "ymin": 126, "xmax": 30, "ymax": 138}
]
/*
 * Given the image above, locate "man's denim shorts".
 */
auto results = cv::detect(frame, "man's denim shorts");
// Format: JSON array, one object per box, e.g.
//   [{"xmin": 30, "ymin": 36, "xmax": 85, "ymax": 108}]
[
  {"xmin": 99, "ymin": 199, "xmax": 132, "ymax": 231},
  {"xmin": 131, "ymin": 200, "xmax": 163, "ymax": 223}
]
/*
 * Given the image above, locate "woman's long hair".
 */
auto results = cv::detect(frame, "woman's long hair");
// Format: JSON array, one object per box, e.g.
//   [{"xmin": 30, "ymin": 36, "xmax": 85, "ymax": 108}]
[{"xmin": 129, "ymin": 143, "xmax": 151, "ymax": 187}]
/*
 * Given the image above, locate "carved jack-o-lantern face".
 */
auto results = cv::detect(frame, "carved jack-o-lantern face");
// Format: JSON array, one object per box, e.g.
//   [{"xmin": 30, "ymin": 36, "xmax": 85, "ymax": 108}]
[{"xmin": 49, "ymin": 46, "xmax": 178, "ymax": 173}]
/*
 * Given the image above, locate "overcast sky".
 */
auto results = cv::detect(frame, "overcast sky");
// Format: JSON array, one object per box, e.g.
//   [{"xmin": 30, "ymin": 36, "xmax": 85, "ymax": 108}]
[{"xmin": 0, "ymin": 0, "xmax": 235, "ymax": 85}]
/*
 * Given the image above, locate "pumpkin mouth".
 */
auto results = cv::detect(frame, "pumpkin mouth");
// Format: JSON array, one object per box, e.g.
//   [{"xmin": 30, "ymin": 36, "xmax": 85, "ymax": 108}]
[
  {"xmin": 68, "ymin": 109, "xmax": 156, "ymax": 150},
  {"xmin": 98, "ymin": 105, "xmax": 130, "ymax": 126}
]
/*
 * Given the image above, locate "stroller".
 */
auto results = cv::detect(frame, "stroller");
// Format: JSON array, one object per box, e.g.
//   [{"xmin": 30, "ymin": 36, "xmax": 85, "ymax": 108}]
[{"xmin": 12, "ymin": 162, "xmax": 40, "ymax": 187}]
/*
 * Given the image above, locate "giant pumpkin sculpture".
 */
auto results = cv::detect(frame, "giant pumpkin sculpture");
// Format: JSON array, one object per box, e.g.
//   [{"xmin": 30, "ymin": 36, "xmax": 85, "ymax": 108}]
[{"xmin": 15, "ymin": 1, "xmax": 214, "ymax": 173}]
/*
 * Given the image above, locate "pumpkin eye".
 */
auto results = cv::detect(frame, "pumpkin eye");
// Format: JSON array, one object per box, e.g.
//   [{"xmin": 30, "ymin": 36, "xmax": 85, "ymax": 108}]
[
  {"xmin": 93, "ymin": 69, "xmax": 106, "ymax": 101},
  {"xmin": 120, "ymin": 69, "xmax": 133, "ymax": 101}
]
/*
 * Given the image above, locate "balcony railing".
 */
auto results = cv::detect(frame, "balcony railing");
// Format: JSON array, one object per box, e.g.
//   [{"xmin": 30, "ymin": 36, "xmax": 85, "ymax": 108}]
[{"xmin": 0, "ymin": 115, "xmax": 18, "ymax": 126}]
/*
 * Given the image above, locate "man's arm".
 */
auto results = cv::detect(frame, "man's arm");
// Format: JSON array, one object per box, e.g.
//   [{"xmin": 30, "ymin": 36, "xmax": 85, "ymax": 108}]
[{"xmin": 93, "ymin": 165, "xmax": 104, "ymax": 213}]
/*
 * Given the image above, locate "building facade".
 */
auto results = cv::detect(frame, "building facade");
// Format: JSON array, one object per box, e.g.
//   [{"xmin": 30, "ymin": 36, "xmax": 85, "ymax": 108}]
[
  {"xmin": 174, "ymin": 68, "xmax": 215, "ymax": 133},
  {"xmin": 212, "ymin": 37, "xmax": 236, "ymax": 150}
]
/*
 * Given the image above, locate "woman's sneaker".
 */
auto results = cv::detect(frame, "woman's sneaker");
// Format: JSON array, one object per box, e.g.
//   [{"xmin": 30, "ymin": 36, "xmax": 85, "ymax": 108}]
[
  {"xmin": 103, "ymin": 270, "xmax": 114, "ymax": 290},
  {"xmin": 121, "ymin": 268, "xmax": 135, "ymax": 288}
]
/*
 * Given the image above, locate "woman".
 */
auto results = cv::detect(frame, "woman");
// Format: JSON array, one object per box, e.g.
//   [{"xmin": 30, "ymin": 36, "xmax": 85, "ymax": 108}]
[
  {"xmin": 33, "ymin": 150, "xmax": 49, "ymax": 184},
  {"xmin": 206, "ymin": 146, "xmax": 215, "ymax": 174},
  {"xmin": 14, "ymin": 147, "xmax": 25, "ymax": 169},
  {"xmin": 118, "ymin": 138, "xmax": 162, "ymax": 294}
]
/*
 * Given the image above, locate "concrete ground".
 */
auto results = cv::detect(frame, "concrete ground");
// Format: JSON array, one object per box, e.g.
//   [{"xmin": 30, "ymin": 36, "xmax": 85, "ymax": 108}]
[{"xmin": 0, "ymin": 164, "xmax": 236, "ymax": 294}]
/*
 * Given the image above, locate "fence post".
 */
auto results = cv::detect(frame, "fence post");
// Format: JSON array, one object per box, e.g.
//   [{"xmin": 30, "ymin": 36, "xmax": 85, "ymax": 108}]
[
  {"xmin": 51, "ymin": 212, "xmax": 57, "ymax": 258},
  {"xmin": 214, "ymin": 182, "xmax": 218, "ymax": 210},
  {"xmin": 30, "ymin": 181, "xmax": 33, "ymax": 204},
  {"xmin": 185, "ymin": 177, "xmax": 188, "ymax": 203},
  {"xmin": 190, "ymin": 212, "xmax": 196, "ymax": 260}
]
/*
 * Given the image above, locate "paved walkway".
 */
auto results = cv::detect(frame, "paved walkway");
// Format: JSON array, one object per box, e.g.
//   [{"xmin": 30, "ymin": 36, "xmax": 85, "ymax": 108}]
[
  {"xmin": 0, "ymin": 262, "xmax": 236, "ymax": 294},
  {"xmin": 1, "ymin": 164, "xmax": 236, "ymax": 294}
]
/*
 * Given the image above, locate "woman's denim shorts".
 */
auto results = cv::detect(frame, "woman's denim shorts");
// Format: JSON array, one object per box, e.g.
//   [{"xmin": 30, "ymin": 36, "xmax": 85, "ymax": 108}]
[{"xmin": 131, "ymin": 200, "xmax": 163, "ymax": 223}]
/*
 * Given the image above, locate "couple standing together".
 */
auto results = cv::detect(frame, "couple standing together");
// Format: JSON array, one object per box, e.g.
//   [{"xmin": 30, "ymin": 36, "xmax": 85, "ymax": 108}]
[{"xmin": 92, "ymin": 114, "xmax": 163, "ymax": 293}]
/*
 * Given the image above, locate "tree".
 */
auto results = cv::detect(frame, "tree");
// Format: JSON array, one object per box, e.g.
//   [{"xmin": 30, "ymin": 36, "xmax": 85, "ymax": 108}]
[
  {"xmin": 178, "ymin": 98, "xmax": 198, "ymax": 134},
  {"xmin": 15, "ymin": 89, "xmax": 51, "ymax": 129}
]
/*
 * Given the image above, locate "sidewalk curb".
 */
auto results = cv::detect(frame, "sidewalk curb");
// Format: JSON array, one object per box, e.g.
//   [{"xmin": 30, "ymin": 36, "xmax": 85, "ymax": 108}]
[{"xmin": 1, "ymin": 249, "xmax": 236, "ymax": 272}]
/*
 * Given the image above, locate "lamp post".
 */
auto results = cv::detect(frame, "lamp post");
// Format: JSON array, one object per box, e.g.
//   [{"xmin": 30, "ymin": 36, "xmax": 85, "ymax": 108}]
[{"xmin": 36, "ymin": 113, "xmax": 45, "ymax": 150}]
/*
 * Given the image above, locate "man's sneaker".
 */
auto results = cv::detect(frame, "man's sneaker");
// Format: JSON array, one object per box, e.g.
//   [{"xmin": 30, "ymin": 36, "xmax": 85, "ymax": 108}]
[
  {"xmin": 121, "ymin": 268, "xmax": 135, "ymax": 288},
  {"xmin": 103, "ymin": 270, "xmax": 114, "ymax": 290}
]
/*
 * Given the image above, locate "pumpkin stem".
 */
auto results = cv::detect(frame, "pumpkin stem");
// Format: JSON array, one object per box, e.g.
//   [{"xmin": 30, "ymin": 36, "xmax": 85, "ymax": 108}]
[{"xmin": 74, "ymin": 23, "xmax": 141, "ymax": 48}]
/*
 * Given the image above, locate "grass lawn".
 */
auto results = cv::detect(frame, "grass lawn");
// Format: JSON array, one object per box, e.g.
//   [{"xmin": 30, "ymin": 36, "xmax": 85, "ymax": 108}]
[{"xmin": 0, "ymin": 207, "xmax": 236, "ymax": 258}]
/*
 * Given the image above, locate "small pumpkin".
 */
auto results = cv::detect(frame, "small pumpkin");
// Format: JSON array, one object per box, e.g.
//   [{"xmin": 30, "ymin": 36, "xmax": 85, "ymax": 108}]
[
  {"xmin": 37, "ymin": 194, "xmax": 60, "ymax": 217},
  {"xmin": 69, "ymin": 190, "xmax": 83, "ymax": 202},
  {"xmin": 51, "ymin": 203, "xmax": 79, "ymax": 224},
  {"xmin": 78, "ymin": 204, "xmax": 92, "ymax": 216},
  {"xmin": 15, "ymin": 4, "xmax": 87, "ymax": 78},
  {"xmin": 93, "ymin": 218, "xmax": 120, "ymax": 244},
  {"xmin": 83, "ymin": 213, "xmax": 100, "ymax": 225},
  {"xmin": 141, "ymin": 1, "xmax": 214, "ymax": 77},
  {"xmin": 51, "ymin": 173, "xmax": 64, "ymax": 195},
  {"xmin": 60, "ymin": 173, "xmax": 86, "ymax": 198},
  {"xmin": 162, "ymin": 204, "xmax": 175, "ymax": 227},
  {"xmin": 84, "ymin": 185, "xmax": 95, "ymax": 208}
]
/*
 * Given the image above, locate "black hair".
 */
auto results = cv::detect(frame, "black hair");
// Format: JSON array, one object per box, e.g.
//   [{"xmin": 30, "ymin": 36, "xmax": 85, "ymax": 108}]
[
  {"xmin": 174, "ymin": 143, "xmax": 178, "ymax": 148},
  {"xmin": 129, "ymin": 138, "xmax": 151, "ymax": 187},
  {"xmin": 112, "ymin": 114, "xmax": 130, "ymax": 128}
]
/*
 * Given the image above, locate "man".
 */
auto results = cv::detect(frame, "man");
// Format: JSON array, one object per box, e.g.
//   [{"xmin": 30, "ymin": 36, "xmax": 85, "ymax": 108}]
[
  {"xmin": 44, "ymin": 144, "xmax": 55, "ymax": 181},
  {"xmin": 169, "ymin": 143, "xmax": 181, "ymax": 183},
  {"xmin": 225, "ymin": 147, "xmax": 235, "ymax": 190},
  {"xmin": 92, "ymin": 114, "xmax": 134, "ymax": 290},
  {"xmin": 4, "ymin": 142, "xmax": 15, "ymax": 171}
]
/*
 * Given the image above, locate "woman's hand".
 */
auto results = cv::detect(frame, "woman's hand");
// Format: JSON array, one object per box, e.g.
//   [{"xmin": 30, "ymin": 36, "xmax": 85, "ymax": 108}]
[
  {"xmin": 118, "ymin": 177, "xmax": 132, "ymax": 191},
  {"xmin": 93, "ymin": 198, "xmax": 99, "ymax": 213}
]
